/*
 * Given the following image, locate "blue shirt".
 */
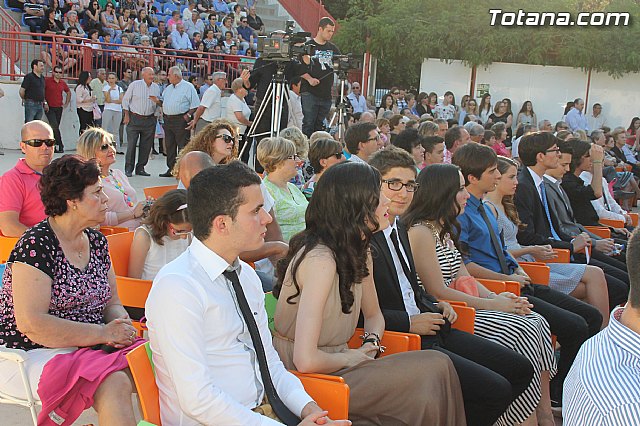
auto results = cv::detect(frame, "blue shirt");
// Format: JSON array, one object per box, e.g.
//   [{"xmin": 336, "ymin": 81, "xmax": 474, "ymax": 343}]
[
  {"xmin": 237, "ymin": 25, "xmax": 254, "ymax": 43},
  {"xmin": 457, "ymin": 193, "xmax": 519, "ymax": 273},
  {"xmin": 566, "ymin": 107, "xmax": 589, "ymax": 132},
  {"xmin": 170, "ymin": 30, "xmax": 193, "ymax": 50},
  {"xmin": 161, "ymin": 80, "xmax": 200, "ymax": 115},
  {"xmin": 563, "ymin": 307, "xmax": 640, "ymax": 425}
]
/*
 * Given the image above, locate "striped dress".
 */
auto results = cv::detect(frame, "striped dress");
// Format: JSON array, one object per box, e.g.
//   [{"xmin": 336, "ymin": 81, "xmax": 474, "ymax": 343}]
[{"xmin": 416, "ymin": 222, "xmax": 558, "ymax": 425}]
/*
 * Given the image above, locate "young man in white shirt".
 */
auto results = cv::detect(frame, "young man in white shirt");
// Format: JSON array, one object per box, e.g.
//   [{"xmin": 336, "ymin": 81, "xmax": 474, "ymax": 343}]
[{"xmin": 146, "ymin": 161, "xmax": 349, "ymax": 425}]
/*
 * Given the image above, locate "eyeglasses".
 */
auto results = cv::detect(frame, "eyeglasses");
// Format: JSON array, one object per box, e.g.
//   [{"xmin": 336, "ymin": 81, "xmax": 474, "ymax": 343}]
[
  {"xmin": 100, "ymin": 142, "xmax": 114, "ymax": 151},
  {"xmin": 216, "ymin": 134, "xmax": 234, "ymax": 144},
  {"xmin": 125, "ymin": 70, "xmax": 132, "ymax": 74},
  {"xmin": 53, "ymin": 69, "xmax": 63, "ymax": 73},
  {"xmin": 22, "ymin": 138, "xmax": 55, "ymax": 147},
  {"xmin": 170, "ymin": 224, "xmax": 192, "ymax": 236},
  {"xmin": 545, "ymin": 148, "xmax": 561, "ymax": 154},
  {"xmin": 366, "ymin": 134, "xmax": 381, "ymax": 142},
  {"xmin": 287, "ymin": 154, "xmax": 301, "ymax": 161},
  {"xmin": 382, "ymin": 179, "xmax": 420, "ymax": 192}
]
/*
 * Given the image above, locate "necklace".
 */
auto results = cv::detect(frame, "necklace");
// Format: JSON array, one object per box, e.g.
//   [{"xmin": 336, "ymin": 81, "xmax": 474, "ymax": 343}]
[
  {"xmin": 422, "ymin": 220, "xmax": 459, "ymax": 285},
  {"xmin": 104, "ymin": 170, "xmax": 134, "ymax": 207}
]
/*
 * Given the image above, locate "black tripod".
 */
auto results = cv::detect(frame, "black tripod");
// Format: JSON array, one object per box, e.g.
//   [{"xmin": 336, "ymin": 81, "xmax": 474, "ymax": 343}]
[
  {"xmin": 328, "ymin": 70, "xmax": 350, "ymax": 142},
  {"xmin": 240, "ymin": 61, "xmax": 290, "ymax": 168}
]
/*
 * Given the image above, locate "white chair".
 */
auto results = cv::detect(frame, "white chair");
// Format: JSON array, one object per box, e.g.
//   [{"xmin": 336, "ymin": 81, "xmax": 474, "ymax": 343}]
[{"xmin": 0, "ymin": 346, "xmax": 40, "ymax": 425}]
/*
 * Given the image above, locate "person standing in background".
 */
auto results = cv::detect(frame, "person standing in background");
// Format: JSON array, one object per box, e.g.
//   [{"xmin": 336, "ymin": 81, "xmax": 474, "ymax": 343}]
[
  {"xmin": 20, "ymin": 59, "xmax": 46, "ymax": 123},
  {"xmin": 44, "ymin": 65, "xmax": 71, "ymax": 153},
  {"xmin": 89, "ymin": 68, "xmax": 107, "ymax": 126}
]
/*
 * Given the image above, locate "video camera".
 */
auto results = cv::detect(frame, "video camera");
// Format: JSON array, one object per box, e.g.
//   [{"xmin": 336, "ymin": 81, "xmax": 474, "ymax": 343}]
[
  {"xmin": 333, "ymin": 54, "xmax": 361, "ymax": 72},
  {"xmin": 257, "ymin": 20, "xmax": 313, "ymax": 62}
]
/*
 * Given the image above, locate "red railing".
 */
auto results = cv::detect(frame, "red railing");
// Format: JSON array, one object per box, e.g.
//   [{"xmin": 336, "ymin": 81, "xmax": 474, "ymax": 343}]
[
  {"xmin": 0, "ymin": 7, "xmax": 21, "ymax": 67},
  {"xmin": 0, "ymin": 30, "xmax": 254, "ymax": 86},
  {"xmin": 277, "ymin": 0, "xmax": 335, "ymax": 34}
]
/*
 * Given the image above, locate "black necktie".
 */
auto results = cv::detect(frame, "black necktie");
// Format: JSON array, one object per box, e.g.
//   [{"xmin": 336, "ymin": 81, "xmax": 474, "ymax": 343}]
[
  {"xmin": 223, "ymin": 269, "xmax": 300, "ymax": 425},
  {"xmin": 477, "ymin": 201, "xmax": 510, "ymax": 274},
  {"xmin": 389, "ymin": 229, "xmax": 413, "ymax": 283}
]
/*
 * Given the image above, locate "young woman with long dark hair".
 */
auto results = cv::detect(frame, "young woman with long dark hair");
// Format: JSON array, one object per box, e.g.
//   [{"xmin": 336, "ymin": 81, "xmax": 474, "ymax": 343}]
[{"xmin": 273, "ymin": 162, "xmax": 466, "ymax": 425}]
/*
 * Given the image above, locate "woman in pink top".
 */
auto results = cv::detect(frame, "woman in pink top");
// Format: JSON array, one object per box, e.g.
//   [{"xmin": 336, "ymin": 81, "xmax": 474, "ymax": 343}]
[
  {"xmin": 76, "ymin": 128, "xmax": 146, "ymax": 230},
  {"xmin": 490, "ymin": 122, "xmax": 511, "ymax": 157}
]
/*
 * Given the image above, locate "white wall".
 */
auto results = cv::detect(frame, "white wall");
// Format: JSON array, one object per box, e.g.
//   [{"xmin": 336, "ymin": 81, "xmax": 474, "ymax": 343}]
[{"xmin": 420, "ymin": 58, "xmax": 638, "ymax": 130}]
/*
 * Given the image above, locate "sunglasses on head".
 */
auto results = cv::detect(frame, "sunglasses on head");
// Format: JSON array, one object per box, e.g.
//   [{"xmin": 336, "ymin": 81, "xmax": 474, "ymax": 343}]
[
  {"xmin": 23, "ymin": 139, "xmax": 55, "ymax": 147},
  {"xmin": 217, "ymin": 134, "xmax": 234, "ymax": 143}
]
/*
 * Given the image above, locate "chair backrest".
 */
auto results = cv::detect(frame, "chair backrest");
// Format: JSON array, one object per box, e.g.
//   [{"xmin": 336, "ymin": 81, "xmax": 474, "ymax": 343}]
[
  {"xmin": 106, "ymin": 231, "xmax": 135, "ymax": 276},
  {"xmin": 0, "ymin": 235, "xmax": 19, "ymax": 264},
  {"xmin": 451, "ymin": 305, "xmax": 475, "ymax": 334},
  {"xmin": 99, "ymin": 226, "xmax": 129, "ymax": 236},
  {"xmin": 585, "ymin": 225, "xmax": 611, "ymax": 239},
  {"xmin": 519, "ymin": 263, "xmax": 550, "ymax": 285},
  {"xmin": 126, "ymin": 342, "xmax": 161, "ymax": 425},
  {"xmin": 117, "ymin": 276, "xmax": 153, "ymax": 335},
  {"xmin": 294, "ymin": 375, "xmax": 349, "ymax": 420},
  {"xmin": 599, "ymin": 218, "xmax": 625, "ymax": 229},
  {"xmin": 547, "ymin": 248, "xmax": 571, "ymax": 263},
  {"xmin": 143, "ymin": 185, "xmax": 178, "ymax": 200},
  {"xmin": 264, "ymin": 292, "xmax": 277, "ymax": 332},
  {"xmin": 348, "ymin": 328, "xmax": 421, "ymax": 355}
]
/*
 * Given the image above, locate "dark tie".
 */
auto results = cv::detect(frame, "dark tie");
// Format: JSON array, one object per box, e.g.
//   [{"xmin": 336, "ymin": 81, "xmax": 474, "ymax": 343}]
[
  {"xmin": 389, "ymin": 228, "xmax": 413, "ymax": 283},
  {"xmin": 539, "ymin": 182, "xmax": 561, "ymax": 240},
  {"xmin": 477, "ymin": 201, "xmax": 510, "ymax": 274},
  {"xmin": 223, "ymin": 269, "xmax": 300, "ymax": 425}
]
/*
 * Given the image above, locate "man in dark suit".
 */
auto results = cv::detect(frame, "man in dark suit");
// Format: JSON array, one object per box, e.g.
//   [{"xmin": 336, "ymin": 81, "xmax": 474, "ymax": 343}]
[{"xmin": 368, "ymin": 147, "xmax": 532, "ymax": 426}]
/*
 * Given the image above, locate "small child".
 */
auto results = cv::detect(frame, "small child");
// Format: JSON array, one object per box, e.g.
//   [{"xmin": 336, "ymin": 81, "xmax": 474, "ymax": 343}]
[{"xmin": 128, "ymin": 189, "xmax": 191, "ymax": 281}]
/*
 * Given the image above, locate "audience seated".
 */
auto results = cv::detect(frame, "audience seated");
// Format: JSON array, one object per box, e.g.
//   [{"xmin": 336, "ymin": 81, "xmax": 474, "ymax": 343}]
[
  {"xmin": 0, "ymin": 155, "xmax": 139, "ymax": 425},
  {"xmin": 452, "ymin": 142, "xmax": 603, "ymax": 411},
  {"xmin": 369, "ymin": 148, "xmax": 540, "ymax": 426},
  {"xmin": 0, "ymin": 121, "xmax": 52, "ymax": 237},
  {"xmin": 128, "ymin": 189, "xmax": 191, "ymax": 281},
  {"xmin": 257, "ymin": 137, "xmax": 308, "ymax": 242},
  {"xmin": 145, "ymin": 162, "xmax": 351, "ymax": 425},
  {"xmin": 76, "ymin": 127, "xmax": 145, "ymax": 231},
  {"xmin": 344, "ymin": 122, "xmax": 382, "ymax": 163},
  {"xmin": 273, "ymin": 161, "xmax": 467, "ymax": 425},
  {"xmin": 302, "ymin": 137, "xmax": 344, "ymax": 198}
]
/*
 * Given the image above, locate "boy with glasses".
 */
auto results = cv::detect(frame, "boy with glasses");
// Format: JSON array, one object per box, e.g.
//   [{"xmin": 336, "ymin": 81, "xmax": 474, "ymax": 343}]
[
  {"xmin": 44, "ymin": 66, "xmax": 71, "ymax": 153},
  {"xmin": 0, "ymin": 121, "xmax": 54, "ymax": 236},
  {"xmin": 344, "ymin": 122, "xmax": 380, "ymax": 164}
]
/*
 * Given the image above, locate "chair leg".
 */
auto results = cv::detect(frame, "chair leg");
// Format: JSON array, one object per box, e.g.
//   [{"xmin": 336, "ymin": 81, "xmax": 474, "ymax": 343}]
[{"xmin": 16, "ymin": 359, "xmax": 38, "ymax": 425}]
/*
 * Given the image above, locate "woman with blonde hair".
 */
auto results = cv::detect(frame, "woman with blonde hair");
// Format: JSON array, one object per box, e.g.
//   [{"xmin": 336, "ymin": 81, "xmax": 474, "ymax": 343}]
[
  {"xmin": 173, "ymin": 119, "xmax": 238, "ymax": 176},
  {"xmin": 76, "ymin": 127, "xmax": 146, "ymax": 230},
  {"xmin": 280, "ymin": 126, "xmax": 312, "ymax": 184},
  {"xmin": 257, "ymin": 137, "xmax": 309, "ymax": 242}
]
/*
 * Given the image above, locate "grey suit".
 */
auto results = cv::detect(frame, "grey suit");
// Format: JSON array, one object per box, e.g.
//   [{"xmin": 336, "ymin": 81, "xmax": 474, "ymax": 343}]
[{"xmin": 543, "ymin": 177, "xmax": 597, "ymax": 240}]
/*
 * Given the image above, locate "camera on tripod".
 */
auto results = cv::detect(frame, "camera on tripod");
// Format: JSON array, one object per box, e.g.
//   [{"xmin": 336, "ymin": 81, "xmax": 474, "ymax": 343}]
[
  {"xmin": 257, "ymin": 20, "xmax": 314, "ymax": 62},
  {"xmin": 333, "ymin": 54, "xmax": 361, "ymax": 72}
]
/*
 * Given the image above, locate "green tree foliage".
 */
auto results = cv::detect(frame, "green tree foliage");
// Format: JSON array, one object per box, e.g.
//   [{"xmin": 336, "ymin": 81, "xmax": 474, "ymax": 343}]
[{"xmin": 328, "ymin": 0, "xmax": 640, "ymax": 87}]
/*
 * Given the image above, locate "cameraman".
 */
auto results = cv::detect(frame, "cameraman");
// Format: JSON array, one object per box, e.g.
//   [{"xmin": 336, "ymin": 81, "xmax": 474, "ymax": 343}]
[
  {"xmin": 299, "ymin": 17, "xmax": 340, "ymax": 137},
  {"xmin": 241, "ymin": 37, "xmax": 299, "ymax": 170}
]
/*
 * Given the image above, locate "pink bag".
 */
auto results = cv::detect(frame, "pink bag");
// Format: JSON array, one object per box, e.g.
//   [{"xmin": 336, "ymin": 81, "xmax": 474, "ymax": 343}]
[
  {"xmin": 92, "ymin": 103, "xmax": 102, "ymax": 120},
  {"xmin": 450, "ymin": 275, "xmax": 480, "ymax": 297}
]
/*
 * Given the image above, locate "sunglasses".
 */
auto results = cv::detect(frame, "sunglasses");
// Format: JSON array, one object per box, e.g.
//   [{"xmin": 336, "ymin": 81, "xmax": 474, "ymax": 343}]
[
  {"xmin": 326, "ymin": 152, "xmax": 343, "ymax": 160},
  {"xmin": 392, "ymin": 91, "xmax": 400, "ymax": 95},
  {"xmin": 100, "ymin": 142, "xmax": 114, "ymax": 151},
  {"xmin": 217, "ymin": 134, "xmax": 234, "ymax": 144},
  {"xmin": 23, "ymin": 138, "xmax": 55, "ymax": 147},
  {"xmin": 170, "ymin": 224, "xmax": 192, "ymax": 236}
]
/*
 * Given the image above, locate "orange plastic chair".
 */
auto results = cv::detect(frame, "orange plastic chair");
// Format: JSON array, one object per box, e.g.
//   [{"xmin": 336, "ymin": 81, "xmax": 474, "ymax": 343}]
[
  {"xmin": 546, "ymin": 248, "xmax": 571, "ymax": 264},
  {"xmin": 293, "ymin": 375, "xmax": 350, "ymax": 420},
  {"xmin": 106, "ymin": 231, "xmax": 135, "ymax": 276},
  {"xmin": 127, "ymin": 342, "xmax": 161, "ymax": 426},
  {"xmin": 477, "ymin": 279, "xmax": 521, "ymax": 296},
  {"xmin": 450, "ymin": 304, "xmax": 475, "ymax": 334},
  {"xmin": 518, "ymin": 263, "xmax": 550, "ymax": 285},
  {"xmin": 99, "ymin": 226, "xmax": 129, "ymax": 236},
  {"xmin": 347, "ymin": 328, "xmax": 421, "ymax": 354},
  {"xmin": 0, "ymin": 235, "xmax": 19, "ymax": 264},
  {"xmin": 116, "ymin": 276, "xmax": 152, "ymax": 336},
  {"xmin": 143, "ymin": 185, "xmax": 178, "ymax": 200},
  {"xmin": 599, "ymin": 218, "xmax": 625, "ymax": 229},
  {"xmin": 585, "ymin": 226, "xmax": 611, "ymax": 239},
  {"xmin": 630, "ymin": 213, "xmax": 639, "ymax": 227}
]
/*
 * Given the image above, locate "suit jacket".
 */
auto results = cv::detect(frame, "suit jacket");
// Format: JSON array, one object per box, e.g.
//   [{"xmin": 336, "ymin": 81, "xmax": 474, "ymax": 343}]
[
  {"xmin": 611, "ymin": 146, "xmax": 630, "ymax": 165},
  {"xmin": 514, "ymin": 168, "xmax": 573, "ymax": 251},
  {"xmin": 369, "ymin": 224, "xmax": 446, "ymax": 334},
  {"xmin": 544, "ymin": 177, "xmax": 598, "ymax": 240}
]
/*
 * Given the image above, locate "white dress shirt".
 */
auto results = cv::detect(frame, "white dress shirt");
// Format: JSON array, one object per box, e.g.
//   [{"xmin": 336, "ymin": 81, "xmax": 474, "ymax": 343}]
[
  {"xmin": 563, "ymin": 307, "xmax": 640, "ymax": 425},
  {"xmin": 382, "ymin": 222, "xmax": 420, "ymax": 316},
  {"xmin": 287, "ymin": 90, "xmax": 303, "ymax": 129},
  {"xmin": 579, "ymin": 171, "xmax": 627, "ymax": 221},
  {"xmin": 161, "ymin": 79, "xmax": 200, "ymax": 116},
  {"xmin": 200, "ymin": 84, "xmax": 223, "ymax": 122},
  {"xmin": 588, "ymin": 113, "xmax": 607, "ymax": 132},
  {"xmin": 528, "ymin": 167, "xmax": 545, "ymax": 200},
  {"xmin": 346, "ymin": 92, "xmax": 367, "ymax": 113},
  {"xmin": 121, "ymin": 79, "xmax": 160, "ymax": 116},
  {"xmin": 146, "ymin": 238, "xmax": 312, "ymax": 425}
]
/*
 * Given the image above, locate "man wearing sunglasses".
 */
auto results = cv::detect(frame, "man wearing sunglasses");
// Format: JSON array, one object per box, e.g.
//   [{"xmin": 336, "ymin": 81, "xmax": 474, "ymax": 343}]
[
  {"xmin": 0, "ymin": 121, "xmax": 53, "ymax": 237},
  {"xmin": 44, "ymin": 65, "xmax": 71, "ymax": 153}
]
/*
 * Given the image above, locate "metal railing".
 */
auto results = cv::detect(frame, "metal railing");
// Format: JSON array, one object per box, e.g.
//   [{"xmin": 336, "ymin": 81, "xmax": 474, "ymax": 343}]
[{"xmin": 0, "ymin": 30, "xmax": 254, "ymax": 86}]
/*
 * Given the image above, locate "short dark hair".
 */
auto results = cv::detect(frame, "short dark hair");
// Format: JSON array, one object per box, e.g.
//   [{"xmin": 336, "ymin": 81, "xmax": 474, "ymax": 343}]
[
  {"xmin": 452, "ymin": 143, "xmax": 497, "ymax": 185},
  {"xmin": 368, "ymin": 146, "xmax": 416, "ymax": 177},
  {"xmin": 444, "ymin": 126, "xmax": 463, "ymax": 150},
  {"xmin": 627, "ymin": 227, "xmax": 640, "ymax": 308},
  {"xmin": 518, "ymin": 132, "xmax": 560, "ymax": 167},
  {"xmin": 308, "ymin": 138, "xmax": 342, "ymax": 173},
  {"xmin": 39, "ymin": 155, "xmax": 101, "ymax": 217},
  {"xmin": 421, "ymin": 135, "xmax": 444, "ymax": 153},
  {"xmin": 318, "ymin": 17, "xmax": 335, "ymax": 29},
  {"xmin": 290, "ymin": 75, "xmax": 301, "ymax": 88},
  {"xmin": 188, "ymin": 161, "xmax": 261, "ymax": 240},
  {"xmin": 345, "ymin": 122, "xmax": 377, "ymax": 155},
  {"xmin": 392, "ymin": 128, "xmax": 422, "ymax": 155},
  {"xmin": 558, "ymin": 140, "xmax": 573, "ymax": 155},
  {"xmin": 30, "ymin": 59, "xmax": 43, "ymax": 70},
  {"xmin": 566, "ymin": 138, "xmax": 590, "ymax": 173}
]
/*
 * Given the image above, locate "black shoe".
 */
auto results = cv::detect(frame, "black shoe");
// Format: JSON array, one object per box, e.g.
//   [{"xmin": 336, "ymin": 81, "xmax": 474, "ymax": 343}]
[
  {"xmin": 159, "ymin": 170, "xmax": 173, "ymax": 177},
  {"xmin": 152, "ymin": 149, "xmax": 159, "ymax": 155},
  {"xmin": 117, "ymin": 151, "xmax": 125, "ymax": 155},
  {"xmin": 551, "ymin": 399, "xmax": 562, "ymax": 418},
  {"xmin": 125, "ymin": 171, "xmax": 133, "ymax": 177},
  {"xmin": 54, "ymin": 147, "xmax": 64, "ymax": 153},
  {"xmin": 136, "ymin": 170, "xmax": 151, "ymax": 177}
]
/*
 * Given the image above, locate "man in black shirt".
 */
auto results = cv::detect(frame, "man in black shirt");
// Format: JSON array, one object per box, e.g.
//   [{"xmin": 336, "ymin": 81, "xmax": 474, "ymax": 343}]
[
  {"xmin": 299, "ymin": 17, "xmax": 341, "ymax": 137},
  {"xmin": 20, "ymin": 59, "xmax": 46, "ymax": 123}
]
